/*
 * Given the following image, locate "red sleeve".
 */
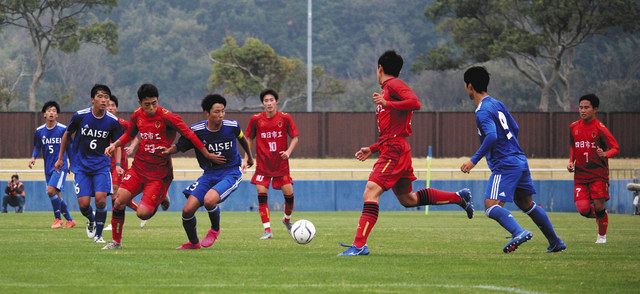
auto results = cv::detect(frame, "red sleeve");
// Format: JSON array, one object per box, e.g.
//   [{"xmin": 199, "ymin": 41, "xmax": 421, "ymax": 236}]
[
  {"xmin": 568, "ymin": 125, "xmax": 575, "ymax": 162},
  {"xmin": 118, "ymin": 112, "xmax": 139, "ymax": 146},
  {"xmin": 599, "ymin": 123, "xmax": 619, "ymax": 158},
  {"xmin": 285, "ymin": 114, "xmax": 299, "ymax": 138},
  {"xmin": 164, "ymin": 110, "xmax": 205, "ymax": 150},
  {"xmin": 386, "ymin": 81, "xmax": 421, "ymax": 111},
  {"xmin": 245, "ymin": 115, "xmax": 257, "ymax": 139}
]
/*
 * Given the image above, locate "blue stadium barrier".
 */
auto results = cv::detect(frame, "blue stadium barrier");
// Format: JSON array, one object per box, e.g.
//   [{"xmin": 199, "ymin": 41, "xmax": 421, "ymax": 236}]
[{"xmin": 17, "ymin": 179, "xmax": 636, "ymax": 214}]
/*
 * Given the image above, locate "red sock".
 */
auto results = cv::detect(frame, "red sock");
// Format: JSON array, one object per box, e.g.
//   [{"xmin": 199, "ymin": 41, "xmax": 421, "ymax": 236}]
[
  {"xmin": 284, "ymin": 194, "xmax": 294, "ymax": 218},
  {"xmin": 597, "ymin": 211, "xmax": 608, "ymax": 236},
  {"xmin": 111, "ymin": 209, "xmax": 125, "ymax": 244},
  {"xmin": 127, "ymin": 200, "xmax": 138, "ymax": 211},
  {"xmin": 258, "ymin": 193, "xmax": 271, "ymax": 232},
  {"xmin": 353, "ymin": 201, "xmax": 379, "ymax": 248},
  {"xmin": 418, "ymin": 188, "xmax": 462, "ymax": 206}
]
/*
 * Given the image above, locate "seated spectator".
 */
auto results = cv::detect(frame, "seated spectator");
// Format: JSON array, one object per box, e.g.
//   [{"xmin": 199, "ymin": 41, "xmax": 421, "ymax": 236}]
[{"xmin": 3, "ymin": 174, "xmax": 26, "ymax": 213}]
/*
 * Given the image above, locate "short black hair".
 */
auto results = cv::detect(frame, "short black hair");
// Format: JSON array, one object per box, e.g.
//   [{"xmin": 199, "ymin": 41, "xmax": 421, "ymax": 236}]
[
  {"xmin": 137, "ymin": 83, "xmax": 159, "ymax": 101},
  {"xmin": 378, "ymin": 50, "xmax": 403, "ymax": 77},
  {"xmin": 42, "ymin": 100, "xmax": 60, "ymax": 113},
  {"xmin": 91, "ymin": 84, "xmax": 111, "ymax": 98},
  {"xmin": 11, "ymin": 174, "xmax": 18, "ymax": 180},
  {"xmin": 463, "ymin": 66, "xmax": 490, "ymax": 93},
  {"xmin": 260, "ymin": 89, "xmax": 279, "ymax": 103},
  {"xmin": 579, "ymin": 93, "xmax": 600, "ymax": 108},
  {"xmin": 109, "ymin": 95, "xmax": 119, "ymax": 108},
  {"xmin": 201, "ymin": 94, "xmax": 226, "ymax": 112}
]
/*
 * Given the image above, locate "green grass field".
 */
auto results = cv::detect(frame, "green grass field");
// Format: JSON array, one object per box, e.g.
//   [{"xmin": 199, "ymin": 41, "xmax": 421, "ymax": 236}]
[{"xmin": 1, "ymin": 211, "xmax": 639, "ymax": 293}]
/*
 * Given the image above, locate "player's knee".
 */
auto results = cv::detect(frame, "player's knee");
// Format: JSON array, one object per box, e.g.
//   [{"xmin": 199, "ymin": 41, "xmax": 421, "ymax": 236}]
[
  {"xmin": 46, "ymin": 187, "xmax": 57, "ymax": 197},
  {"xmin": 95, "ymin": 202, "xmax": 106, "ymax": 210}
]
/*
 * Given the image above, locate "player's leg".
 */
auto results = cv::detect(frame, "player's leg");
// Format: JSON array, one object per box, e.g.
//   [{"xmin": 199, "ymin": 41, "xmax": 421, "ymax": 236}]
[
  {"xmin": 47, "ymin": 186, "xmax": 63, "ymax": 228},
  {"xmin": 514, "ymin": 188, "xmax": 565, "ymax": 253},
  {"xmin": 91, "ymin": 170, "xmax": 113, "ymax": 243},
  {"xmin": 338, "ymin": 181, "xmax": 383, "ymax": 256},
  {"xmin": 104, "ymin": 171, "xmax": 141, "ymax": 249},
  {"xmin": 252, "ymin": 174, "xmax": 273, "ymax": 239},
  {"xmin": 136, "ymin": 178, "xmax": 170, "ymax": 220},
  {"xmin": 277, "ymin": 178, "xmax": 295, "ymax": 231},
  {"xmin": 75, "ymin": 171, "xmax": 97, "ymax": 238},
  {"xmin": 201, "ymin": 170, "xmax": 242, "ymax": 247},
  {"xmin": 591, "ymin": 181, "xmax": 609, "ymax": 243},
  {"xmin": 2, "ymin": 195, "xmax": 8, "ymax": 212},
  {"xmin": 48, "ymin": 170, "xmax": 74, "ymax": 227},
  {"xmin": 177, "ymin": 196, "xmax": 202, "ymax": 250},
  {"xmin": 573, "ymin": 183, "xmax": 595, "ymax": 218}
]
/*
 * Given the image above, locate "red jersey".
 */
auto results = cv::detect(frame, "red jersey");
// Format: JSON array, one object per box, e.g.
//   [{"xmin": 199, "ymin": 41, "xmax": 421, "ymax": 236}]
[
  {"xmin": 370, "ymin": 78, "xmax": 421, "ymax": 151},
  {"xmin": 118, "ymin": 106, "xmax": 204, "ymax": 180},
  {"xmin": 110, "ymin": 117, "xmax": 130, "ymax": 170},
  {"xmin": 569, "ymin": 118, "xmax": 619, "ymax": 184},
  {"xmin": 246, "ymin": 111, "xmax": 299, "ymax": 176}
]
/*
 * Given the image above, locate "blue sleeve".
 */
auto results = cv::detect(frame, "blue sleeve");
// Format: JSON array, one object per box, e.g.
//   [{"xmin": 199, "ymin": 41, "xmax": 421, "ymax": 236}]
[
  {"xmin": 67, "ymin": 113, "xmax": 80, "ymax": 134},
  {"xmin": 470, "ymin": 110, "xmax": 498, "ymax": 164},
  {"xmin": 32, "ymin": 130, "xmax": 41, "ymax": 158},
  {"xmin": 175, "ymin": 135, "xmax": 194, "ymax": 153}
]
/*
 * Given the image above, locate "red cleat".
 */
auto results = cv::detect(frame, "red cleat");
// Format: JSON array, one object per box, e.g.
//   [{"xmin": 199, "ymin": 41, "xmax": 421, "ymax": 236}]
[
  {"xmin": 51, "ymin": 218, "xmax": 63, "ymax": 229},
  {"xmin": 176, "ymin": 242, "xmax": 201, "ymax": 250},
  {"xmin": 64, "ymin": 220, "xmax": 77, "ymax": 228},
  {"xmin": 201, "ymin": 229, "xmax": 219, "ymax": 248}
]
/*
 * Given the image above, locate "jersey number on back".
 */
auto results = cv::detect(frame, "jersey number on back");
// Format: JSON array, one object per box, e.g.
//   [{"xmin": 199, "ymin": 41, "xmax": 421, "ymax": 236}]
[{"xmin": 497, "ymin": 111, "xmax": 513, "ymax": 140}]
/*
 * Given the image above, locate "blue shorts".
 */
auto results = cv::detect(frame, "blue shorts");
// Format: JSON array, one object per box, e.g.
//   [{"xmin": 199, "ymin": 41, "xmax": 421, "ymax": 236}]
[
  {"xmin": 74, "ymin": 168, "xmax": 112, "ymax": 197},
  {"xmin": 45, "ymin": 170, "xmax": 67, "ymax": 191},
  {"xmin": 182, "ymin": 167, "xmax": 242, "ymax": 205},
  {"xmin": 485, "ymin": 169, "xmax": 536, "ymax": 202}
]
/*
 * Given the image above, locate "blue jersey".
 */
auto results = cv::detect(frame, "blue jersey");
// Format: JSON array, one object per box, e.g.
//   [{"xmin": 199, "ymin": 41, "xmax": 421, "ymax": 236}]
[
  {"xmin": 32, "ymin": 123, "xmax": 69, "ymax": 174},
  {"xmin": 176, "ymin": 120, "xmax": 243, "ymax": 172},
  {"xmin": 471, "ymin": 96, "xmax": 528, "ymax": 172},
  {"xmin": 66, "ymin": 108, "xmax": 122, "ymax": 173}
]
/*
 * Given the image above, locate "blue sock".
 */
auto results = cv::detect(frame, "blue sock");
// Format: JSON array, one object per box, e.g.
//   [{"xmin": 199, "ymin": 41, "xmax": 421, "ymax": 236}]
[
  {"xmin": 80, "ymin": 206, "xmax": 95, "ymax": 223},
  {"xmin": 207, "ymin": 205, "xmax": 220, "ymax": 231},
  {"xmin": 60, "ymin": 199, "xmax": 73, "ymax": 221},
  {"xmin": 182, "ymin": 215, "xmax": 199, "ymax": 244},
  {"xmin": 486, "ymin": 205, "xmax": 524, "ymax": 237},
  {"xmin": 94, "ymin": 207, "xmax": 107, "ymax": 238},
  {"xmin": 50, "ymin": 195, "xmax": 62, "ymax": 219},
  {"xmin": 524, "ymin": 202, "xmax": 559, "ymax": 244}
]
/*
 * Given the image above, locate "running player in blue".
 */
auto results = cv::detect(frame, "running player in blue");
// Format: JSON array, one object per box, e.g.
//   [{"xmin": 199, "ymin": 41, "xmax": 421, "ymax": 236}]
[
  {"xmin": 159, "ymin": 94, "xmax": 254, "ymax": 250},
  {"xmin": 28, "ymin": 101, "xmax": 76, "ymax": 229},
  {"xmin": 55, "ymin": 84, "xmax": 122, "ymax": 244},
  {"xmin": 460, "ymin": 66, "xmax": 566, "ymax": 253}
]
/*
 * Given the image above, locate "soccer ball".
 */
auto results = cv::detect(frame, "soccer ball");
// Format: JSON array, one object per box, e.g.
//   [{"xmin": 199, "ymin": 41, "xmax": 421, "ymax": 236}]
[{"xmin": 290, "ymin": 219, "xmax": 316, "ymax": 245}]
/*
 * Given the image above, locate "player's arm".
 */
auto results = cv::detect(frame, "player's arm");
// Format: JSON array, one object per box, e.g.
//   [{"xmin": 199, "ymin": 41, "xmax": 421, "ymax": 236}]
[
  {"xmin": 597, "ymin": 124, "xmax": 620, "ymax": 159},
  {"xmin": 29, "ymin": 130, "xmax": 41, "ymax": 169},
  {"xmin": 124, "ymin": 135, "xmax": 140, "ymax": 155},
  {"xmin": 237, "ymin": 130, "xmax": 254, "ymax": 170},
  {"xmin": 55, "ymin": 114, "xmax": 78, "ymax": 171},
  {"xmin": 107, "ymin": 115, "xmax": 138, "ymax": 156},
  {"xmin": 461, "ymin": 111, "xmax": 497, "ymax": 173},
  {"xmin": 165, "ymin": 114, "xmax": 223, "ymax": 163},
  {"xmin": 243, "ymin": 117, "xmax": 256, "ymax": 165},
  {"xmin": 158, "ymin": 135, "xmax": 191, "ymax": 155},
  {"xmin": 567, "ymin": 129, "xmax": 576, "ymax": 173},
  {"xmin": 280, "ymin": 136, "xmax": 298, "ymax": 160},
  {"xmin": 381, "ymin": 82, "xmax": 421, "ymax": 111}
]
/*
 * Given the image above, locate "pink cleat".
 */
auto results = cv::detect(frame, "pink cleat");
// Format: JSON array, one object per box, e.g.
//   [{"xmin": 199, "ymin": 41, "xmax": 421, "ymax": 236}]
[
  {"xmin": 201, "ymin": 229, "xmax": 220, "ymax": 248},
  {"xmin": 176, "ymin": 242, "xmax": 201, "ymax": 250}
]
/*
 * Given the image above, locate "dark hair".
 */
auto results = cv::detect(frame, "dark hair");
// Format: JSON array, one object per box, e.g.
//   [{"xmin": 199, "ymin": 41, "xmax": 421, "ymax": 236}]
[
  {"xmin": 378, "ymin": 50, "xmax": 403, "ymax": 77},
  {"xmin": 109, "ymin": 95, "xmax": 119, "ymax": 108},
  {"xmin": 137, "ymin": 84, "xmax": 159, "ymax": 101},
  {"xmin": 260, "ymin": 89, "xmax": 279, "ymax": 103},
  {"xmin": 579, "ymin": 93, "xmax": 600, "ymax": 108},
  {"xmin": 11, "ymin": 174, "xmax": 18, "ymax": 180},
  {"xmin": 201, "ymin": 94, "xmax": 226, "ymax": 112},
  {"xmin": 463, "ymin": 66, "xmax": 490, "ymax": 93},
  {"xmin": 91, "ymin": 84, "xmax": 112, "ymax": 98},
  {"xmin": 42, "ymin": 100, "xmax": 60, "ymax": 113}
]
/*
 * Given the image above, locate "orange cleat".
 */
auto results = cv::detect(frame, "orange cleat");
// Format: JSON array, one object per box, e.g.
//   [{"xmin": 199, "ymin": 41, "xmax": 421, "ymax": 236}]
[
  {"xmin": 51, "ymin": 218, "xmax": 63, "ymax": 229},
  {"xmin": 64, "ymin": 220, "xmax": 77, "ymax": 228}
]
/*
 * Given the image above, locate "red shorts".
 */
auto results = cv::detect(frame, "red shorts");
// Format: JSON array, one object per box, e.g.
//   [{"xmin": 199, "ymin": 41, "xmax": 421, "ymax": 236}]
[
  {"xmin": 251, "ymin": 173, "xmax": 293, "ymax": 190},
  {"xmin": 574, "ymin": 180, "xmax": 609, "ymax": 202},
  {"xmin": 368, "ymin": 138, "xmax": 416, "ymax": 191},
  {"xmin": 119, "ymin": 169, "xmax": 171, "ymax": 210},
  {"xmin": 110, "ymin": 167, "xmax": 128, "ymax": 186}
]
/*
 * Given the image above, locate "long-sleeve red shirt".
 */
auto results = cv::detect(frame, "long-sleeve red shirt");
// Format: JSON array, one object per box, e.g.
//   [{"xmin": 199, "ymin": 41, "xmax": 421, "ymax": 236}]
[{"xmin": 370, "ymin": 78, "xmax": 421, "ymax": 151}]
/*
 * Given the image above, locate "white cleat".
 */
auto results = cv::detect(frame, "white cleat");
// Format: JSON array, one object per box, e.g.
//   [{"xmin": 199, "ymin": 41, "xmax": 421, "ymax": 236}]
[
  {"xmin": 102, "ymin": 241, "xmax": 122, "ymax": 250},
  {"xmin": 103, "ymin": 224, "xmax": 112, "ymax": 231},
  {"xmin": 595, "ymin": 234, "xmax": 607, "ymax": 244},
  {"xmin": 86, "ymin": 222, "xmax": 96, "ymax": 238},
  {"xmin": 94, "ymin": 236, "xmax": 106, "ymax": 244},
  {"xmin": 140, "ymin": 220, "xmax": 147, "ymax": 228}
]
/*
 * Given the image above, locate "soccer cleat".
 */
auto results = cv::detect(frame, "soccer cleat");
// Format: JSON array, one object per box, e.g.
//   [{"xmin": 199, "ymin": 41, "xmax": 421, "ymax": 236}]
[
  {"xmin": 103, "ymin": 224, "xmax": 112, "ymax": 231},
  {"xmin": 201, "ymin": 229, "xmax": 219, "ymax": 248},
  {"xmin": 503, "ymin": 230, "xmax": 533, "ymax": 253},
  {"xmin": 102, "ymin": 241, "xmax": 122, "ymax": 250},
  {"xmin": 282, "ymin": 217, "xmax": 292, "ymax": 231},
  {"xmin": 176, "ymin": 242, "xmax": 201, "ymax": 250},
  {"xmin": 260, "ymin": 231, "xmax": 273, "ymax": 240},
  {"xmin": 51, "ymin": 218, "xmax": 63, "ymax": 229},
  {"xmin": 338, "ymin": 243, "xmax": 370, "ymax": 256},
  {"xmin": 94, "ymin": 236, "xmax": 106, "ymax": 244},
  {"xmin": 547, "ymin": 239, "xmax": 567, "ymax": 253},
  {"xmin": 595, "ymin": 234, "xmax": 607, "ymax": 244},
  {"xmin": 86, "ymin": 222, "xmax": 96, "ymax": 238},
  {"xmin": 161, "ymin": 197, "xmax": 170, "ymax": 211},
  {"xmin": 64, "ymin": 220, "xmax": 77, "ymax": 229},
  {"xmin": 457, "ymin": 188, "xmax": 474, "ymax": 219},
  {"xmin": 140, "ymin": 220, "xmax": 147, "ymax": 228}
]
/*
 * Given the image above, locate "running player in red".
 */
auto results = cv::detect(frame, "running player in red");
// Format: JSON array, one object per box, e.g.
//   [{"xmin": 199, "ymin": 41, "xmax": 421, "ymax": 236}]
[
  {"xmin": 567, "ymin": 94, "xmax": 619, "ymax": 244},
  {"xmin": 102, "ymin": 84, "xmax": 217, "ymax": 250},
  {"xmin": 245, "ymin": 89, "xmax": 299, "ymax": 240},
  {"xmin": 338, "ymin": 50, "xmax": 474, "ymax": 256}
]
